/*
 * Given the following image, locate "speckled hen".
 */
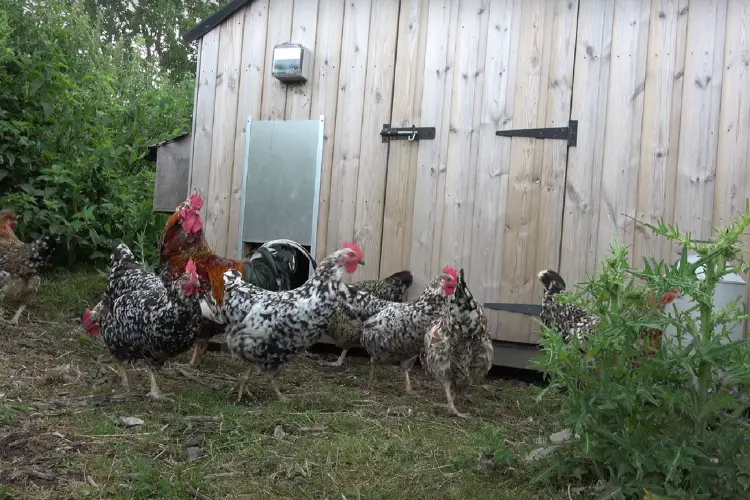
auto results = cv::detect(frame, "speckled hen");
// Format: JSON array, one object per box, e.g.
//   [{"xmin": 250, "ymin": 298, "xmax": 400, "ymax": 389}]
[
  {"xmin": 538, "ymin": 269, "xmax": 600, "ymax": 342},
  {"xmin": 324, "ymin": 270, "xmax": 413, "ymax": 367},
  {"xmin": 360, "ymin": 267, "xmax": 458, "ymax": 393},
  {"xmin": 0, "ymin": 209, "xmax": 56, "ymax": 325},
  {"xmin": 81, "ymin": 240, "xmax": 204, "ymax": 399},
  {"xmin": 219, "ymin": 242, "xmax": 365, "ymax": 402},
  {"xmin": 424, "ymin": 268, "xmax": 493, "ymax": 417}
]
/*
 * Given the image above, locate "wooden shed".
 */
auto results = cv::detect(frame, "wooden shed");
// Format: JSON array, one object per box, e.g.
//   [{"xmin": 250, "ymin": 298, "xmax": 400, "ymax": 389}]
[
  {"xmin": 175, "ymin": 0, "xmax": 750, "ymax": 367},
  {"xmin": 147, "ymin": 132, "xmax": 192, "ymax": 213}
]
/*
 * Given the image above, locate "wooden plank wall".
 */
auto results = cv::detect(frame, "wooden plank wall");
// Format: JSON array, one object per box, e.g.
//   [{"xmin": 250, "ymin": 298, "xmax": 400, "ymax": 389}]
[
  {"xmin": 187, "ymin": 0, "xmax": 400, "ymax": 270},
  {"xmin": 186, "ymin": 0, "xmax": 750, "ymax": 339},
  {"xmin": 563, "ymin": 0, "xmax": 750, "ymax": 338},
  {"xmin": 495, "ymin": 0, "xmax": 579, "ymax": 342}
]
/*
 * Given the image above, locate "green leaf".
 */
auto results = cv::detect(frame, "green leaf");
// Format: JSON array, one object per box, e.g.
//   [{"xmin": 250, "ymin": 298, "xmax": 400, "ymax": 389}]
[
  {"xmin": 28, "ymin": 79, "xmax": 43, "ymax": 95},
  {"xmin": 41, "ymin": 101, "xmax": 53, "ymax": 119}
]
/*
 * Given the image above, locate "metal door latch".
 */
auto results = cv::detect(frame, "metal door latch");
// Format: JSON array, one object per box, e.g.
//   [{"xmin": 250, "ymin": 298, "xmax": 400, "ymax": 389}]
[{"xmin": 380, "ymin": 124, "xmax": 436, "ymax": 143}]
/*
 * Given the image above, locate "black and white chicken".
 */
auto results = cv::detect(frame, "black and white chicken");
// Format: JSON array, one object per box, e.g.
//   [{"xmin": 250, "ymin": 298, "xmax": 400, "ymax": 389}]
[
  {"xmin": 81, "ymin": 240, "xmax": 205, "ymax": 399},
  {"xmin": 359, "ymin": 267, "xmax": 458, "ymax": 393},
  {"xmin": 324, "ymin": 270, "xmax": 413, "ymax": 367},
  {"xmin": 216, "ymin": 242, "xmax": 365, "ymax": 402},
  {"xmin": 423, "ymin": 268, "xmax": 493, "ymax": 417},
  {"xmin": 538, "ymin": 269, "xmax": 599, "ymax": 342}
]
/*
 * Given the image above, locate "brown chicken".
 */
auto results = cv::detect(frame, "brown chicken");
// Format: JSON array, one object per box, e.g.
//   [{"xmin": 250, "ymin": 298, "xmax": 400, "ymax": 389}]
[
  {"xmin": 0, "ymin": 209, "xmax": 56, "ymax": 325},
  {"xmin": 157, "ymin": 193, "xmax": 316, "ymax": 367},
  {"xmin": 323, "ymin": 270, "xmax": 413, "ymax": 367}
]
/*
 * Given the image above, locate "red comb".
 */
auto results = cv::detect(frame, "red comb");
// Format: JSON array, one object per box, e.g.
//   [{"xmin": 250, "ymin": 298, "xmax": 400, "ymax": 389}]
[
  {"xmin": 185, "ymin": 259, "xmax": 197, "ymax": 275},
  {"xmin": 179, "ymin": 208, "xmax": 203, "ymax": 234},
  {"xmin": 443, "ymin": 266, "xmax": 458, "ymax": 280},
  {"xmin": 189, "ymin": 193, "xmax": 204, "ymax": 210},
  {"xmin": 342, "ymin": 241, "xmax": 363, "ymax": 260},
  {"xmin": 82, "ymin": 308, "xmax": 91, "ymax": 324}
]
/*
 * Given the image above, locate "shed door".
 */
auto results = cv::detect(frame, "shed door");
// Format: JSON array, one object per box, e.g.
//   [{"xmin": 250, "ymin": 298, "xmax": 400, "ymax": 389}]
[{"xmin": 380, "ymin": 0, "xmax": 579, "ymax": 343}]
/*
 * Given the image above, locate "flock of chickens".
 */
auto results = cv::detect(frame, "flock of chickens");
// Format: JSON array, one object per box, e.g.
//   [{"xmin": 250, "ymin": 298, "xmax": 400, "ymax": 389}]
[
  {"xmin": 3, "ymin": 191, "xmax": 656, "ymax": 416},
  {"xmin": 0, "ymin": 195, "xmax": 508, "ymax": 417}
]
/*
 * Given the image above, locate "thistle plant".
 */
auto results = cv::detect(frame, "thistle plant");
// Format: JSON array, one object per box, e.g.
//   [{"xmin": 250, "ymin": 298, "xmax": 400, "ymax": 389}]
[{"xmin": 533, "ymin": 203, "xmax": 750, "ymax": 499}]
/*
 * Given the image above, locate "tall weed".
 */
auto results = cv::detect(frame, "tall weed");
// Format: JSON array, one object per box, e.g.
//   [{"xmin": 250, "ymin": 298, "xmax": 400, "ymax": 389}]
[{"xmin": 533, "ymin": 206, "xmax": 750, "ymax": 499}]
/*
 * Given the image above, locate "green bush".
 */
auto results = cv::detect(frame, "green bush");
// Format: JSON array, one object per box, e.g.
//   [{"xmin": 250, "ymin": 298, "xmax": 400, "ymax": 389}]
[
  {"xmin": 0, "ymin": 0, "xmax": 193, "ymax": 265},
  {"xmin": 533, "ymin": 206, "xmax": 750, "ymax": 499}
]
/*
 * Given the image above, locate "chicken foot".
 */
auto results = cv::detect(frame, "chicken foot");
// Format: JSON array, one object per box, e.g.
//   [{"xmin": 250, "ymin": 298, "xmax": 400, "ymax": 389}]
[
  {"xmin": 234, "ymin": 366, "xmax": 287, "ymax": 402},
  {"xmin": 323, "ymin": 349, "xmax": 348, "ymax": 367},
  {"xmin": 267, "ymin": 377, "xmax": 287, "ymax": 402},
  {"xmin": 7, "ymin": 303, "xmax": 27, "ymax": 326},
  {"xmin": 443, "ymin": 382, "xmax": 468, "ymax": 418},
  {"xmin": 235, "ymin": 366, "xmax": 254, "ymax": 403},
  {"xmin": 145, "ymin": 365, "xmax": 172, "ymax": 401}
]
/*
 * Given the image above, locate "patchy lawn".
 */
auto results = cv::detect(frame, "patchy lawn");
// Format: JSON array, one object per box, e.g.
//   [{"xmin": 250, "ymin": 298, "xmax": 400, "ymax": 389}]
[{"xmin": 0, "ymin": 270, "xmax": 566, "ymax": 500}]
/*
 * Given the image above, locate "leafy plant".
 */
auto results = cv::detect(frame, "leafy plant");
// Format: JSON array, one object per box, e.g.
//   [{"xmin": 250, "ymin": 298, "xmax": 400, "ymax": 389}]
[
  {"xmin": 533, "ymin": 204, "xmax": 750, "ymax": 499},
  {"xmin": 0, "ymin": 0, "xmax": 189, "ymax": 266}
]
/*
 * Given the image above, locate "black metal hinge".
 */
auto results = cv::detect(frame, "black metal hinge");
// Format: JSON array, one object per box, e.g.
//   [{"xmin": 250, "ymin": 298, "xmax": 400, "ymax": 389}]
[
  {"xmin": 483, "ymin": 303, "xmax": 543, "ymax": 316},
  {"xmin": 495, "ymin": 120, "xmax": 578, "ymax": 147},
  {"xmin": 380, "ymin": 124, "xmax": 436, "ymax": 143}
]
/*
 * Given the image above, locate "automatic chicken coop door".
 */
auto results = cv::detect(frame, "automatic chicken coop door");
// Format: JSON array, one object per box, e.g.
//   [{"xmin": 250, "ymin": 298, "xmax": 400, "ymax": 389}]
[{"xmin": 237, "ymin": 117, "xmax": 324, "ymax": 274}]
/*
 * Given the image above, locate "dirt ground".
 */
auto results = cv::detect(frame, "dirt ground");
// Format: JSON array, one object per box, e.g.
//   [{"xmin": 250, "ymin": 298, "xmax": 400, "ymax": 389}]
[{"xmin": 0, "ymin": 270, "xmax": 567, "ymax": 500}]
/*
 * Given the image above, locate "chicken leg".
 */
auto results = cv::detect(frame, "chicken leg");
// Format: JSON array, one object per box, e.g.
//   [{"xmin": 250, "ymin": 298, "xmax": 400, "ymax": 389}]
[
  {"xmin": 235, "ymin": 366, "xmax": 254, "ymax": 403},
  {"xmin": 8, "ymin": 304, "xmax": 26, "ymax": 326},
  {"xmin": 400, "ymin": 357, "xmax": 418, "ymax": 393},
  {"xmin": 117, "ymin": 361, "xmax": 131, "ymax": 392},
  {"xmin": 443, "ymin": 382, "xmax": 468, "ymax": 418},
  {"xmin": 145, "ymin": 365, "xmax": 170, "ymax": 401},
  {"xmin": 368, "ymin": 359, "xmax": 375, "ymax": 390},
  {"xmin": 324, "ymin": 349, "xmax": 348, "ymax": 367},
  {"xmin": 267, "ymin": 377, "xmax": 286, "ymax": 402},
  {"xmin": 190, "ymin": 340, "xmax": 209, "ymax": 368},
  {"xmin": 403, "ymin": 369, "xmax": 413, "ymax": 393}
]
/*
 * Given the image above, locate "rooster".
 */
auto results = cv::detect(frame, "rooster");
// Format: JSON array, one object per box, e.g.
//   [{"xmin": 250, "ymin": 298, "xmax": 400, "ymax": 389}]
[
  {"xmin": 423, "ymin": 268, "xmax": 493, "ymax": 417},
  {"xmin": 81, "ymin": 240, "xmax": 204, "ymax": 400},
  {"xmin": 359, "ymin": 266, "xmax": 458, "ymax": 394},
  {"xmin": 158, "ymin": 193, "xmax": 316, "ymax": 368},
  {"xmin": 215, "ymin": 242, "xmax": 365, "ymax": 402},
  {"xmin": 324, "ymin": 270, "xmax": 413, "ymax": 367},
  {"xmin": 0, "ymin": 209, "xmax": 56, "ymax": 325}
]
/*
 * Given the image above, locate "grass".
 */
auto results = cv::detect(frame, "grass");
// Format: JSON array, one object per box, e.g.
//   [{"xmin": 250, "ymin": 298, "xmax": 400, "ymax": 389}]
[{"xmin": 0, "ymin": 269, "xmax": 568, "ymax": 499}]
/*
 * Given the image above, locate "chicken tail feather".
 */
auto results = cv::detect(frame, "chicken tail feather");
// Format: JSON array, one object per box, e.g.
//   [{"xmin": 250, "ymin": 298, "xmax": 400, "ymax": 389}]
[
  {"xmin": 254, "ymin": 239, "xmax": 317, "ymax": 270},
  {"xmin": 384, "ymin": 270, "xmax": 414, "ymax": 289},
  {"xmin": 28, "ymin": 235, "xmax": 58, "ymax": 270}
]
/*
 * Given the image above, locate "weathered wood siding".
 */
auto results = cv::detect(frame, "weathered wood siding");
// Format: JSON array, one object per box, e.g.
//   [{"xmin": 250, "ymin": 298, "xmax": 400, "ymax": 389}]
[
  {"xmin": 153, "ymin": 134, "xmax": 192, "ymax": 213},
  {"xmin": 187, "ymin": 0, "xmax": 750, "ymax": 342},
  {"xmin": 561, "ymin": 0, "xmax": 750, "ymax": 339},
  {"xmin": 187, "ymin": 0, "xmax": 400, "ymax": 287}
]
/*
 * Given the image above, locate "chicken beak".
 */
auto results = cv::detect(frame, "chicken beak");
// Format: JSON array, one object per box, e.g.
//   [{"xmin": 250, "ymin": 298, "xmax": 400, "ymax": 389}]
[{"xmin": 358, "ymin": 260, "xmax": 365, "ymax": 265}]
